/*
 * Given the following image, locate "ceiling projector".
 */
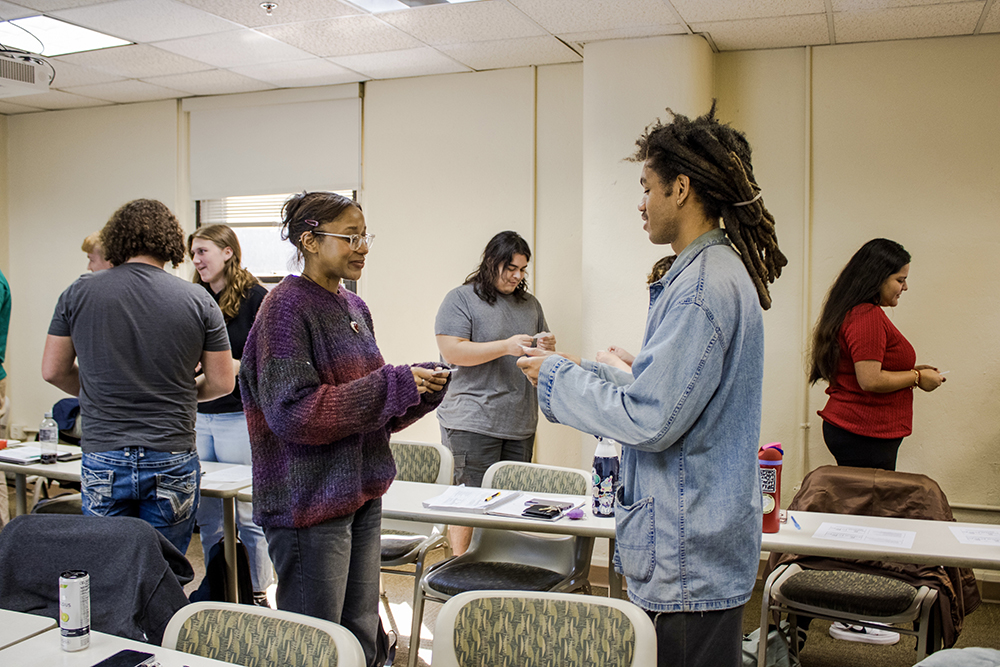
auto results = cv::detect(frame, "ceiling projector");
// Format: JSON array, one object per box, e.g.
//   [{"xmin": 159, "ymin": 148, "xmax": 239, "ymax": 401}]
[{"xmin": 0, "ymin": 51, "xmax": 51, "ymax": 98}]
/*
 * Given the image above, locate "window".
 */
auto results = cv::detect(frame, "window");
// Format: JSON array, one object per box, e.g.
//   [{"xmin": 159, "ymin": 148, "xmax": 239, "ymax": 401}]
[{"xmin": 196, "ymin": 191, "xmax": 357, "ymax": 292}]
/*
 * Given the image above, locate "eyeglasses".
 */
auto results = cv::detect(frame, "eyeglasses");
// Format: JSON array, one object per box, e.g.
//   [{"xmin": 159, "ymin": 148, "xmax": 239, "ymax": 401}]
[{"xmin": 309, "ymin": 231, "xmax": 375, "ymax": 251}]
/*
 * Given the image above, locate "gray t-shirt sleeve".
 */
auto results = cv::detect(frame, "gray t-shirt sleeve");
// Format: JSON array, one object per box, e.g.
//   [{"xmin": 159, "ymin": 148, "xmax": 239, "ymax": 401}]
[
  {"xmin": 202, "ymin": 298, "xmax": 231, "ymax": 352},
  {"xmin": 435, "ymin": 287, "xmax": 474, "ymax": 339},
  {"xmin": 48, "ymin": 281, "xmax": 79, "ymax": 337}
]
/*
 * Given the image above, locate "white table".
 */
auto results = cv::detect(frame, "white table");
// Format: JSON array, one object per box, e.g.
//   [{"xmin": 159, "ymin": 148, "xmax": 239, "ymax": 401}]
[
  {"xmin": 0, "ymin": 628, "xmax": 240, "ymax": 666},
  {"xmin": 0, "ymin": 609, "xmax": 57, "ymax": 650},
  {"xmin": 0, "ymin": 452, "xmax": 253, "ymax": 603}
]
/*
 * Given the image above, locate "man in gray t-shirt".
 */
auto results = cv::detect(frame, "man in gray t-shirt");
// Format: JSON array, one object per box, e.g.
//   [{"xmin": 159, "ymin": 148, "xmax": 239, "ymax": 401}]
[
  {"xmin": 42, "ymin": 199, "xmax": 234, "ymax": 554},
  {"xmin": 435, "ymin": 231, "xmax": 553, "ymax": 554}
]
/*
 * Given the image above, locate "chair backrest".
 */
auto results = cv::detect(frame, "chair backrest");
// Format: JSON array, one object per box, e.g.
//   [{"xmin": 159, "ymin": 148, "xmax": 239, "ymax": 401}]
[
  {"xmin": 483, "ymin": 460, "xmax": 590, "ymax": 496},
  {"xmin": 163, "ymin": 601, "xmax": 365, "ymax": 667},
  {"xmin": 432, "ymin": 590, "xmax": 657, "ymax": 667},
  {"xmin": 390, "ymin": 439, "xmax": 454, "ymax": 485},
  {"xmin": 790, "ymin": 465, "xmax": 954, "ymax": 520}
]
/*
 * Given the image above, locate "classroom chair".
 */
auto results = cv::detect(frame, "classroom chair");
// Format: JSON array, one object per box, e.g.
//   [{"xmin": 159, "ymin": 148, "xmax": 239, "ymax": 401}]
[
  {"xmin": 411, "ymin": 460, "xmax": 595, "ymax": 667},
  {"xmin": 163, "ymin": 601, "xmax": 365, "ymax": 667},
  {"xmin": 432, "ymin": 590, "xmax": 657, "ymax": 667},
  {"xmin": 381, "ymin": 440, "xmax": 454, "ymax": 652}
]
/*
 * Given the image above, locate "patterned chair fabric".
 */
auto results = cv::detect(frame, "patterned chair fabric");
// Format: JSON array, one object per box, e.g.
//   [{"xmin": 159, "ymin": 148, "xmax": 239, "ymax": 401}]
[
  {"xmin": 390, "ymin": 441, "xmax": 443, "ymax": 484},
  {"xmin": 453, "ymin": 597, "xmax": 637, "ymax": 666},
  {"xmin": 780, "ymin": 570, "xmax": 918, "ymax": 617},
  {"xmin": 488, "ymin": 463, "xmax": 589, "ymax": 496},
  {"xmin": 170, "ymin": 606, "xmax": 351, "ymax": 667}
]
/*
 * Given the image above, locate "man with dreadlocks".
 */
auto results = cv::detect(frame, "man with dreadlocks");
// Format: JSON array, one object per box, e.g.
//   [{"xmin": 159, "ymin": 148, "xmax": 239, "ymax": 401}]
[{"xmin": 518, "ymin": 105, "xmax": 785, "ymax": 666}]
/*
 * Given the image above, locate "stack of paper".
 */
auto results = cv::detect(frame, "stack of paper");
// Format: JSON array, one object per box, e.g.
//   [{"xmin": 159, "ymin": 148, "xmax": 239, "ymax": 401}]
[{"xmin": 422, "ymin": 486, "xmax": 521, "ymax": 514}]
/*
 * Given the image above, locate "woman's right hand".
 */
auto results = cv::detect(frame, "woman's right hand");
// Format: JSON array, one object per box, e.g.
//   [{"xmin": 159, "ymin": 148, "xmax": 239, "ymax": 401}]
[
  {"xmin": 412, "ymin": 367, "xmax": 448, "ymax": 395},
  {"xmin": 916, "ymin": 365, "xmax": 945, "ymax": 392},
  {"xmin": 505, "ymin": 334, "xmax": 534, "ymax": 357}
]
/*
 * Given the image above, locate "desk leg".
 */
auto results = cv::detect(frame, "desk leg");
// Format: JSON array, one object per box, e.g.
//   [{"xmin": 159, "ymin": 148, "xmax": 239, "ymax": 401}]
[
  {"xmin": 14, "ymin": 473, "xmax": 26, "ymax": 517},
  {"xmin": 223, "ymin": 497, "xmax": 239, "ymax": 603},
  {"xmin": 608, "ymin": 538, "xmax": 623, "ymax": 599}
]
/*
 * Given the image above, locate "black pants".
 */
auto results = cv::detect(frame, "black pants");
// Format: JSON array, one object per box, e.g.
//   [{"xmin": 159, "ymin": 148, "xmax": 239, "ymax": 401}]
[
  {"xmin": 647, "ymin": 605, "xmax": 744, "ymax": 667},
  {"xmin": 823, "ymin": 421, "xmax": 903, "ymax": 471}
]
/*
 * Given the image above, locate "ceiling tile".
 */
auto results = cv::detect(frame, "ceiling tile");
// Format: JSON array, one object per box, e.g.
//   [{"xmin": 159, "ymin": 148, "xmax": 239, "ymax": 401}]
[
  {"xmin": 258, "ymin": 15, "xmax": 421, "ymax": 57},
  {"xmin": 50, "ymin": 0, "xmax": 241, "ymax": 42},
  {"xmin": 228, "ymin": 58, "xmax": 365, "ymax": 87},
  {"xmin": 690, "ymin": 14, "xmax": 830, "ymax": 51},
  {"xmin": 11, "ymin": 0, "xmax": 109, "ymax": 10},
  {"xmin": 832, "ymin": 0, "xmax": 973, "ymax": 9},
  {"xmin": 559, "ymin": 24, "xmax": 688, "ymax": 44},
  {"xmin": 6, "ymin": 88, "xmax": 108, "ymax": 109},
  {"xmin": 154, "ymin": 29, "xmax": 315, "ymax": 68},
  {"xmin": 672, "ymin": 0, "xmax": 826, "ymax": 23},
  {"xmin": 0, "ymin": 1, "xmax": 38, "ymax": 19},
  {"xmin": 141, "ymin": 68, "xmax": 275, "ymax": 95},
  {"xmin": 0, "ymin": 98, "xmax": 44, "ymax": 114},
  {"xmin": 48, "ymin": 59, "xmax": 127, "ymax": 87},
  {"xmin": 55, "ymin": 44, "xmax": 213, "ymax": 78},
  {"xmin": 175, "ymin": 0, "xmax": 361, "ymax": 28},
  {"xmin": 982, "ymin": 0, "xmax": 1000, "ymax": 32},
  {"xmin": 329, "ymin": 47, "xmax": 470, "ymax": 79},
  {"xmin": 62, "ymin": 78, "xmax": 186, "ymax": 102},
  {"xmin": 834, "ymin": 2, "xmax": 984, "ymax": 43},
  {"xmin": 379, "ymin": 0, "xmax": 546, "ymax": 45},
  {"xmin": 509, "ymin": 0, "xmax": 679, "ymax": 34},
  {"xmin": 440, "ymin": 35, "xmax": 581, "ymax": 70}
]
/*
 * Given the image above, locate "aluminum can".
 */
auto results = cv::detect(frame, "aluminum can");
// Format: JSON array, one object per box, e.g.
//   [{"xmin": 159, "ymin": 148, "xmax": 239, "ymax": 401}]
[{"xmin": 59, "ymin": 570, "xmax": 91, "ymax": 651}]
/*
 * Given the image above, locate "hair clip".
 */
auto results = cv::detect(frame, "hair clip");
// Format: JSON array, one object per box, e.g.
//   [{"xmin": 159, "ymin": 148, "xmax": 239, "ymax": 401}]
[
  {"xmin": 304, "ymin": 219, "xmax": 319, "ymax": 227},
  {"xmin": 732, "ymin": 191, "xmax": 763, "ymax": 207}
]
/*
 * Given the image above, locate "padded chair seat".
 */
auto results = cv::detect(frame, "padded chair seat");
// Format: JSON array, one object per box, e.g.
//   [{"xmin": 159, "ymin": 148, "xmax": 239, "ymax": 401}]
[
  {"xmin": 425, "ymin": 561, "xmax": 566, "ymax": 597},
  {"xmin": 381, "ymin": 534, "xmax": 426, "ymax": 560},
  {"xmin": 31, "ymin": 494, "xmax": 83, "ymax": 514},
  {"xmin": 781, "ymin": 570, "xmax": 918, "ymax": 617}
]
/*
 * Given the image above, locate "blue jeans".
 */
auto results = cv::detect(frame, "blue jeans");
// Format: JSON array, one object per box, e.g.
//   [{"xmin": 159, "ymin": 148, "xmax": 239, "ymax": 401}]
[
  {"xmin": 195, "ymin": 412, "xmax": 273, "ymax": 591},
  {"xmin": 265, "ymin": 498, "xmax": 382, "ymax": 667},
  {"xmin": 81, "ymin": 447, "xmax": 200, "ymax": 555}
]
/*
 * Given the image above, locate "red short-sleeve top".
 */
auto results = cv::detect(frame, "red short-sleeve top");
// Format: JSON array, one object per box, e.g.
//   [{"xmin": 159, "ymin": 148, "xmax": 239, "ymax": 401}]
[{"xmin": 818, "ymin": 303, "xmax": 916, "ymax": 439}]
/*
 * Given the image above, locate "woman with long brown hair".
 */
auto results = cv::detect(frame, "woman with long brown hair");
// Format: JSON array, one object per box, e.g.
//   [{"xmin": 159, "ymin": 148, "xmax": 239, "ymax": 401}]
[
  {"xmin": 810, "ymin": 238, "xmax": 946, "ymax": 471},
  {"xmin": 188, "ymin": 223, "xmax": 272, "ymax": 605}
]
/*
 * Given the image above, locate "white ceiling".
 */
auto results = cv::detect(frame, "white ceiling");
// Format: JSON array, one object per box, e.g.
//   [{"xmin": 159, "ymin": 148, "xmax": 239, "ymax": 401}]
[{"xmin": 0, "ymin": 0, "xmax": 997, "ymax": 114}]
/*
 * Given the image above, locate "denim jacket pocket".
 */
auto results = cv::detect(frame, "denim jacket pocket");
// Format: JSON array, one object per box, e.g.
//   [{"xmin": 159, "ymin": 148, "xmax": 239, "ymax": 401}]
[
  {"xmin": 613, "ymin": 486, "xmax": 656, "ymax": 583},
  {"xmin": 155, "ymin": 469, "xmax": 198, "ymax": 524}
]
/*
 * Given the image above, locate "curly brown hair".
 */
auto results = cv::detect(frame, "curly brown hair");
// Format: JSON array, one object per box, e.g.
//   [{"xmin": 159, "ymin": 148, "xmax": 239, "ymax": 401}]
[
  {"xmin": 101, "ymin": 199, "xmax": 186, "ymax": 268},
  {"xmin": 188, "ymin": 224, "xmax": 260, "ymax": 321}
]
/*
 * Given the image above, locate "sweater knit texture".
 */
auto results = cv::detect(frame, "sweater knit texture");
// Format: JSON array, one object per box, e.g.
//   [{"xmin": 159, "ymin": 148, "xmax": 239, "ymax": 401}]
[
  {"xmin": 241, "ymin": 276, "xmax": 445, "ymax": 529},
  {"xmin": 818, "ymin": 303, "xmax": 916, "ymax": 439}
]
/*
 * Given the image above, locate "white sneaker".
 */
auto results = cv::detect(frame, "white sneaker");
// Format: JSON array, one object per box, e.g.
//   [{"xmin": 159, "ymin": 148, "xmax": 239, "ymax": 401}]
[{"xmin": 829, "ymin": 621, "xmax": 900, "ymax": 645}]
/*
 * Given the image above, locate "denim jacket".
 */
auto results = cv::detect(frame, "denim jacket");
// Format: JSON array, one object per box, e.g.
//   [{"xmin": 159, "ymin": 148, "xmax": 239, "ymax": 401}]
[{"xmin": 537, "ymin": 229, "xmax": 764, "ymax": 612}]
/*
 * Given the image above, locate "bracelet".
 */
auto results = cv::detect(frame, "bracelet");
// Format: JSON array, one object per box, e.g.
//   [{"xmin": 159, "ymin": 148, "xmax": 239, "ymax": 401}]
[{"xmin": 912, "ymin": 369, "xmax": 921, "ymax": 387}]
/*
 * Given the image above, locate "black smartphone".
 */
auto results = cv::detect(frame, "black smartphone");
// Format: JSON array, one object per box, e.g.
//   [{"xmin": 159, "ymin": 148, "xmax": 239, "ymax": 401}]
[
  {"xmin": 523, "ymin": 504, "xmax": 566, "ymax": 519},
  {"xmin": 90, "ymin": 649, "xmax": 157, "ymax": 667}
]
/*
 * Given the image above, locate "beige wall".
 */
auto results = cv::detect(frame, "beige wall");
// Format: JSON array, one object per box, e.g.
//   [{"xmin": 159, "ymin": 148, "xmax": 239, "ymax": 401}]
[
  {"xmin": 0, "ymin": 116, "xmax": 8, "ymax": 276},
  {"xmin": 1, "ymin": 33, "xmax": 998, "ymax": 514}
]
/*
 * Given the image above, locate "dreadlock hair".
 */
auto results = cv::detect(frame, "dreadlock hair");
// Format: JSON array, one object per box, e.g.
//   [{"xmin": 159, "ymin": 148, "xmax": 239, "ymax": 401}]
[
  {"xmin": 808, "ymin": 238, "xmax": 911, "ymax": 385},
  {"xmin": 630, "ymin": 102, "xmax": 787, "ymax": 310},
  {"xmin": 464, "ymin": 231, "xmax": 532, "ymax": 306},
  {"xmin": 188, "ymin": 224, "xmax": 260, "ymax": 322}
]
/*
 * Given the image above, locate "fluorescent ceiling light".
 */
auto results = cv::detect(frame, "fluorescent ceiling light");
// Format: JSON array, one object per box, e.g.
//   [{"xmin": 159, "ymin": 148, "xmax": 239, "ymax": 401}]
[
  {"xmin": 0, "ymin": 15, "xmax": 131, "ymax": 57},
  {"xmin": 349, "ymin": 0, "xmax": 481, "ymax": 12}
]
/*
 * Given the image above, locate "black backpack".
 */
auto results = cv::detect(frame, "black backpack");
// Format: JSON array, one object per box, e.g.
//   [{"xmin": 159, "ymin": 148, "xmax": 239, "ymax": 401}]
[{"xmin": 189, "ymin": 538, "xmax": 254, "ymax": 604}]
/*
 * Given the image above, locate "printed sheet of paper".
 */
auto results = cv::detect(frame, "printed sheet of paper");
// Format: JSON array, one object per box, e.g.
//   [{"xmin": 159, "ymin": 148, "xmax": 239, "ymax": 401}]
[
  {"xmin": 949, "ymin": 526, "xmax": 1000, "ymax": 546},
  {"xmin": 813, "ymin": 522, "xmax": 916, "ymax": 549},
  {"xmin": 201, "ymin": 465, "xmax": 252, "ymax": 484}
]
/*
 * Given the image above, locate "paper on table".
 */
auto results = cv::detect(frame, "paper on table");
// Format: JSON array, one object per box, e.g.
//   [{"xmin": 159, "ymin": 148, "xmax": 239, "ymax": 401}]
[
  {"xmin": 813, "ymin": 522, "xmax": 916, "ymax": 549},
  {"xmin": 201, "ymin": 466, "xmax": 253, "ymax": 483},
  {"xmin": 0, "ymin": 446, "xmax": 41, "ymax": 463},
  {"xmin": 422, "ymin": 486, "xmax": 521, "ymax": 513},
  {"xmin": 949, "ymin": 525, "xmax": 1000, "ymax": 546}
]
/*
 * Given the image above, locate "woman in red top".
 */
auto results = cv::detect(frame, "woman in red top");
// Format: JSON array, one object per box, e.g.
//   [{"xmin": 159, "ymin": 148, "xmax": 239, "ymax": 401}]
[{"xmin": 810, "ymin": 239, "xmax": 945, "ymax": 470}]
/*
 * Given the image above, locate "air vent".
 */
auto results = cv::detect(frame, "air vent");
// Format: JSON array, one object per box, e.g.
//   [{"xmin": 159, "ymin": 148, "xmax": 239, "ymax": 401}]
[
  {"xmin": 0, "ymin": 57, "xmax": 35, "ymax": 84},
  {"xmin": 0, "ymin": 53, "xmax": 49, "ymax": 98}
]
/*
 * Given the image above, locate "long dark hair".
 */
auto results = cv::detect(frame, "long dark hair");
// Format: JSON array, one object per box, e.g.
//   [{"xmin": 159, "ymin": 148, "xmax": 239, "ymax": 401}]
[
  {"xmin": 809, "ymin": 238, "xmax": 911, "ymax": 384},
  {"xmin": 464, "ymin": 231, "xmax": 532, "ymax": 305},
  {"xmin": 188, "ymin": 224, "xmax": 259, "ymax": 321},
  {"xmin": 280, "ymin": 191, "xmax": 361, "ymax": 261}
]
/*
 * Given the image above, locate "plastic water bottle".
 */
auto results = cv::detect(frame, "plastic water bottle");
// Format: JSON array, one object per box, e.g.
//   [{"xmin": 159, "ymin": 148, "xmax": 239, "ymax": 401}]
[
  {"xmin": 40, "ymin": 411, "xmax": 59, "ymax": 464},
  {"xmin": 592, "ymin": 437, "xmax": 619, "ymax": 517}
]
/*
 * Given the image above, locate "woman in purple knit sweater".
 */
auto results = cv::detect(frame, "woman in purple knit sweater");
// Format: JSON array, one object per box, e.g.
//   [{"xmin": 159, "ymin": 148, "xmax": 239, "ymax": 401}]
[{"xmin": 240, "ymin": 192, "xmax": 448, "ymax": 666}]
